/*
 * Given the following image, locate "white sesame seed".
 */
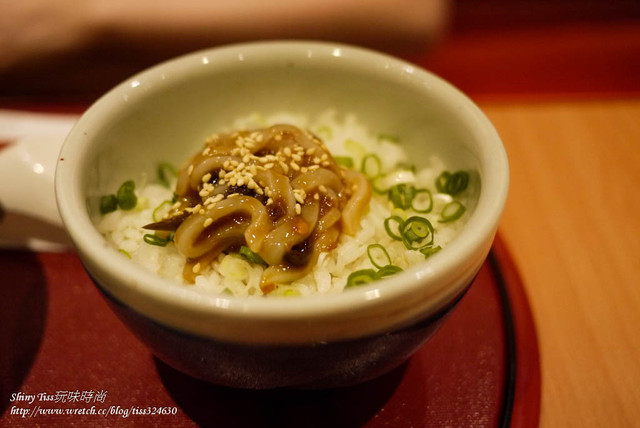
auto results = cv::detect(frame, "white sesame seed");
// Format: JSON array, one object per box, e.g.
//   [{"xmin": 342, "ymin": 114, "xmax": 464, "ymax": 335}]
[
  {"xmin": 295, "ymin": 203, "xmax": 302, "ymax": 215},
  {"xmin": 192, "ymin": 263, "xmax": 201, "ymax": 274},
  {"xmin": 283, "ymin": 146, "xmax": 292, "ymax": 156},
  {"xmin": 187, "ymin": 164, "xmax": 194, "ymax": 175},
  {"xmin": 202, "ymin": 173, "xmax": 212, "ymax": 183},
  {"xmin": 204, "ymin": 218, "xmax": 213, "ymax": 227},
  {"xmin": 290, "ymin": 161, "xmax": 300, "ymax": 171},
  {"xmin": 319, "ymin": 185, "xmax": 328, "ymax": 193},
  {"xmin": 306, "ymin": 147, "xmax": 316, "ymax": 155}
]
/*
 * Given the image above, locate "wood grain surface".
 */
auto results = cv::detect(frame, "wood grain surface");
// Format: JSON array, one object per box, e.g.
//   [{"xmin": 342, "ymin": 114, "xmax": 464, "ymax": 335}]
[{"xmin": 480, "ymin": 99, "xmax": 640, "ymax": 427}]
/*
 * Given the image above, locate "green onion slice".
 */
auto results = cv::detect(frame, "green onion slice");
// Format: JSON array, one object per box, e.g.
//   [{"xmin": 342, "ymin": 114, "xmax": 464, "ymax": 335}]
[
  {"xmin": 384, "ymin": 215, "xmax": 405, "ymax": 241},
  {"xmin": 117, "ymin": 180, "xmax": 137, "ymax": 210},
  {"xmin": 361, "ymin": 154, "xmax": 383, "ymax": 179},
  {"xmin": 375, "ymin": 264, "xmax": 403, "ymax": 279},
  {"xmin": 334, "ymin": 156, "xmax": 354, "ymax": 168},
  {"xmin": 346, "ymin": 269, "xmax": 378, "ymax": 288},
  {"xmin": 377, "ymin": 133, "xmax": 399, "ymax": 143},
  {"xmin": 436, "ymin": 170, "xmax": 469, "ymax": 196},
  {"xmin": 401, "ymin": 216, "xmax": 434, "ymax": 250},
  {"xmin": 388, "ymin": 183, "xmax": 415, "ymax": 210},
  {"xmin": 118, "ymin": 248, "xmax": 132, "ymax": 259},
  {"xmin": 435, "ymin": 171, "xmax": 451, "ymax": 194},
  {"xmin": 282, "ymin": 288, "xmax": 300, "ymax": 297},
  {"xmin": 439, "ymin": 200, "xmax": 466, "ymax": 222},
  {"xmin": 152, "ymin": 200, "xmax": 172, "ymax": 222},
  {"xmin": 239, "ymin": 246, "xmax": 267, "ymax": 267},
  {"xmin": 396, "ymin": 162, "xmax": 416, "ymax": 173},
  {"xmin": 143, "ymin": 232, "xmax": 173, "ymax": 247},
  {"xmin": 158, "ymin": 162, "xmax": 177, "ymax": 188},
  {"xmin": 367, "ymin": 244, "xmax": 392, "ymax": 269},
  {"xmin": 371, "ymin": 174, "xmax": 391, "ymax": 194},
  {"xmin": 99, "ymin": 194, "xmax": 118, "ymax": 214},
  {"xmin": 411, "ymin": 189, "xmax": 433, "ymax": 213},
  {"xmin": 420, "ymin": 245, "xmax": 442, "ymax": 258}
]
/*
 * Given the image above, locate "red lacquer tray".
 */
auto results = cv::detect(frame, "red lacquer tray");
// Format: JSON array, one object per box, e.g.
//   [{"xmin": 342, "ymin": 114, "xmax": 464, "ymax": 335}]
[{"xmin": 0, "ymin": 235, "xmax": 539, "ymax": 427}]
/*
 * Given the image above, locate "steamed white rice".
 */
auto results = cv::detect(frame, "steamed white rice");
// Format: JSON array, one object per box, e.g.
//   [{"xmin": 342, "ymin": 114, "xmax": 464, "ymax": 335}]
[{"xmin": 97, "ymin": 111, "xmax": 470, "ymax": 297}]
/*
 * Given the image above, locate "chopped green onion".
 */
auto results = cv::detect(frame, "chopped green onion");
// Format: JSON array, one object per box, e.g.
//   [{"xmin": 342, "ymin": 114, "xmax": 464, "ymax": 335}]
[
  {"xmin": 143, "ymin": 232, "xmax": 173, "ymax": 247},
  {"xmin": 436, "ymin": 170, "xmax": 469, "ymax": 196},
  {"xmin": 367, "ymin": 244, "xmax": 392, "ymax": 269},
  {"xmin": 152, "ymin": 200, "xmax": 172, "ymax": 222},
  {"xmin": 439, "ymin": 200, "xmax": 466, "ymax": 222},
  {"xmin": 371, "ymin": 174, "xmax": 391, "ymax": 194},
  {"xmin": 117, "ymin": 180, "xmax": 137, "ymax": 210},
  {"xmin": 396, "ymin": 162, "xmax": 416, "ymax": 173},
  {"xmin": 316, "ymin": 125, "xmax": 333, "ymax": 140},
  {"xmin": 334, "ymin": 156, "xmax": 355, "ymax": 168},
  {"xmin": 345, "ymin": 269, "xmax": 378, "ymax": 288},
  {"xmin": 361, "ymin": 154, "xmax": 383, "ymax": 179},
  {"xmin": 420, "ymin": 245, "xmax": 442, "ymax": 258},
  {"xmin": 377, "ymin": 133, "xmax": 399, "ymax": 143},
  {"xmin": 411, "ymin": 189, "xmax": 433, "ymax": 213},
  {"xmin": 388, "ymin": 183, "xmax": 415, "ymax": 210},
  {"xmin": 99, "ymin": 194, "xmax": 118, "ymax": 214},
  {"xmin": 401, "ymin": 216, "xmax": 434, "ymax": 250},
  {"xmin": 118, "ymin": 248, "xmax": 132, "ymax": 258},
  {"xmin": 239, "ymin": 246, "xmax": 267, "ymax": 267},
  {"xmin": 158, "ymin": 162, "xmax": 177, "ymax": 188},
  {"xmin": 435, "ymin": 171, "xmax": 450, "ymax": 194},
  {"xmin": 344, "ymin": 139, "xmax": 367, "ymax": 159},
  {"xmin": 384, "ymin": 215, "xmax": 405, "ymax": 241},
  {"xmin": 375, "ymin": 264, "xmax": 403, "ymax": 278}
]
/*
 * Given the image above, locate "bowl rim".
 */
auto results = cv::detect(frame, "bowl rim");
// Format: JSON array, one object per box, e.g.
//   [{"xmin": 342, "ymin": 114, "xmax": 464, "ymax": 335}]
[{"xmin": 55, "ymin": 40, "xmax": 509, "ymax": 344}]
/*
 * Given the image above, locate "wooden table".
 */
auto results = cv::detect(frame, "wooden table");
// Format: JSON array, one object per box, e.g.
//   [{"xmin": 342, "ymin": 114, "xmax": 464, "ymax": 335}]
[{"xmin": 480, "ymin": 98, "xmax": 640, "ymax": 427}]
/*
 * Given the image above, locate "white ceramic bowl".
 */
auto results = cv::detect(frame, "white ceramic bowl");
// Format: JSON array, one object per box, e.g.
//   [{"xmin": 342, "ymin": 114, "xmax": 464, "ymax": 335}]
[{"xmin": 55, "ymin": 41, "xmax": 508, "ymax": 388}]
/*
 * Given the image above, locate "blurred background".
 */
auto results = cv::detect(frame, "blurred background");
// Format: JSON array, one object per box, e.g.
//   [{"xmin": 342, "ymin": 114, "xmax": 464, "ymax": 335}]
[{"xmin": 1, "ymin": 0, "xmax": 638, "ymax": 101}]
